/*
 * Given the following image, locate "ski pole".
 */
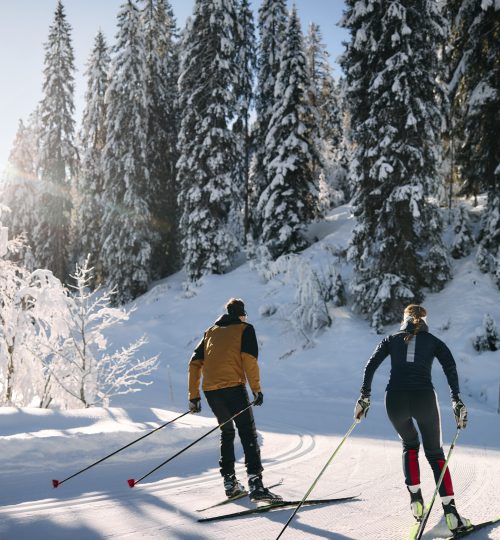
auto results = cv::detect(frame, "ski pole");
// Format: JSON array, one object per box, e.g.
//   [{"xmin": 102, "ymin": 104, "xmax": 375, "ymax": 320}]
[
  {"xmin": 128, "ymin": 400, "xmax": 256, "ymax": 487},
  {"xmin": 52, "ymin": 410, "xmax": 191, "ymax": 488},
  {"xmin": 275, "ymin": 419, "xmax": 358, "ymax": 540},
  {"xmin": 411, "ymin": 428, "xmax": 461, "ymax": 540}
]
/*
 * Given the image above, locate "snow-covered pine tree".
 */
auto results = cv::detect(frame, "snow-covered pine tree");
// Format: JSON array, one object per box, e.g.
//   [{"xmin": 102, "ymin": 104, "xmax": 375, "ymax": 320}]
[
  {"xmin": 258, "ymin": 7, "xmax": 319, "ymax": 258},
  {"xmin": 249, "ymin": 0, "xmax": 288, "ymax": 239},
  {"xmin": 305, "ymin": 23, "xmax": 336, "ymax": 149},
  {"xmin": 447, "ymin": 1, "xmax": 500, "ymax": 286},
  {"xmin": 340, "ymin": 0, "xmax": 451, "ymax": 331},
  {"xmin": 447, "ymin": 1, "xmax": 499, "ymax": 201},
  {"xmin": 450, "ymin": 203, "xmax": 475, "ymax": 259},
  {"xmin": 176, "ymin": 0, "xmax": 241, "ymax": 281},
  {"xmin": 140, "ymin": 0, "xmax": 180, "ymax": 279},
  {"xmin": 305, "ymin": 22, "xmax": 346, "ymax": 213},
  {"xmin": 101, "ymin": 1, "xmax": 157, "ymax": 303},
  {"xmin": 33, "ymin": 0, "xmax": 77, "ymax": 281},
  {"xmin": 75, "ymin": 31, "xmax": 110, "ymax": 286},
  {"xmin": 1, "ymin": 117, "xmax": 38, "ymax": 249},
  {"xmin": 233, "ymin": 0, "xmax": 256, "ymax": 241}
]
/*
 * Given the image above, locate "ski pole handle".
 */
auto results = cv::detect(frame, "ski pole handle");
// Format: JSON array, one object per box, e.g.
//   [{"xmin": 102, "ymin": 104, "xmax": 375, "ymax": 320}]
[{"xmin": 52, "ymin": 410, "xmax": 191, "ymax": 488}]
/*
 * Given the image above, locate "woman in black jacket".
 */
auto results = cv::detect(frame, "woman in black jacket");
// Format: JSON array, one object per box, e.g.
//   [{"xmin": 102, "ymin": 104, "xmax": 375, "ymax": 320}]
[{"xmin": 354, "ymin": 304, "xmax": 470, "ymax": 533}]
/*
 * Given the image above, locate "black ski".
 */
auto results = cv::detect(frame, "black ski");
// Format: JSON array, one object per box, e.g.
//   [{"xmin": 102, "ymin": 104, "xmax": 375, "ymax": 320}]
[
  {"xmin": 198, "ymin": 495, "xmax": 358, "ymax": 522},
  {"xmin": 196, "ymin": 479, "xmax": 283, "ymax": 512},
  {"xmin": 443, "ymin": 516, "xmax": 500, "ymax": 539}
]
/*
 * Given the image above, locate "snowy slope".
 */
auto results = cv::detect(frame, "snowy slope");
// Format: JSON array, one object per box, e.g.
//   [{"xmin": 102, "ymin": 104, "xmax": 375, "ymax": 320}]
[{"xmin": 1, "ymin": 205, "xmax": 499, "ymax": 540}]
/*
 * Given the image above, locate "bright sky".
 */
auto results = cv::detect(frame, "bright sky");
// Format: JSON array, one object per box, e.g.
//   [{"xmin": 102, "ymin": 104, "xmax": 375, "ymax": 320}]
[{"xmin": 0, "ymin": 0, "xmax": 349, "ymax": 173}]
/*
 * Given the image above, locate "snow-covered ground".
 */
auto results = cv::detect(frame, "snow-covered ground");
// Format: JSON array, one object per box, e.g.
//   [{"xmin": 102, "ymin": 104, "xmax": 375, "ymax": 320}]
[{"xmin": 1, "ymin": 205, "xmax": 499, "ymax": 539}]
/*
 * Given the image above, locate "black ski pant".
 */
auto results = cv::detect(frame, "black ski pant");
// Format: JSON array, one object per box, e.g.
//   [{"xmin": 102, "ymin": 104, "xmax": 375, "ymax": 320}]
[
  {"xmin": 385, "ymin": 389, "xmax": 454, "ymax": 497},
  {"xmin": 204, "ymin": 385, "xmax": 263, "ymax": 478}
]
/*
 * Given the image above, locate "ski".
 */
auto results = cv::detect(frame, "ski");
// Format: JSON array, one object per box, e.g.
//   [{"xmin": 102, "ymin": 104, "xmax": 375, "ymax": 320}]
[
  {"xmin": 196, "ymin": 479, "xmax": 283, "ymax": 512},
  {"xmin": 443, "ymin": 516, "xmax": 500, "ymax": 539},
  {"xmin": 197, "ymin": 495, "xmax": 358, "ymax": 523}
]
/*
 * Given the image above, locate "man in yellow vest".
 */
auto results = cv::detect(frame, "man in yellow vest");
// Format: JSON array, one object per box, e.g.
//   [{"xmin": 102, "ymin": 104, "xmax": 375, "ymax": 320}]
[{"xmin": 188, "ymin": 298, "xmax": 280, "ymax": 501}]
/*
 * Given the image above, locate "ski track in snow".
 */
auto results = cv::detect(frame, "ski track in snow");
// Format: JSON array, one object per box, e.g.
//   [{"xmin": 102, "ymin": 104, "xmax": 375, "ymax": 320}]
[{"xmin": 1, "ymin": 411, "xmax": 499, "ymax": 540}]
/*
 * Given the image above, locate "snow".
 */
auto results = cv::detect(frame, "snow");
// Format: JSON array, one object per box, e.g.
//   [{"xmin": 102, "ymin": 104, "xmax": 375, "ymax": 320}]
[{"xmin": 1, "ymin": 205, "xmax": 499, "ymax": 539}]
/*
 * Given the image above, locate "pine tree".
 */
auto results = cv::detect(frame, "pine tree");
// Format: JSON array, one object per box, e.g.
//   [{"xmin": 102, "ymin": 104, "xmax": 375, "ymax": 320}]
[
  {"xmin": 305, "ymin": 23, "xmax": 335, "ymax": 147},
  {"xmin": 340, "ymin": 0, "xmax": 451, "ymax": 331},
  {"xmin": 305, "ymin": 22, "xmax": 347, "ymax": 212},
  {"xmin": 258, "ymin": 7, "xmax": 319, "ymax": 258},
  {"xmin": 176, "ymin": 0, "xmax": 241, "ymax": 281},
  {"xmin": 233, "ymin": 0, "xmax": 257, "ymax": 241},
  {"xmin": 75, "ymin": 31, "xmax": 110, "ymax": 285},
  {"xmin": 447, "ymin": 1, "xmax": 500, "ymax": 286},
  {"xmin": 140, "ymin": 0, "xmax": 180, "ymax": 279},
  {"xmin": 450, "ymin": 203, "xmax": 475, "ymax": 259},
  {"xmin": 101, "ymin": 1, "xmax": 156, "ymax": 303},
  {"xmin": 1, "ymin": 117, "xmax": 38, "ymax": 247},
  {"xmin": 447, "ymin": 0, "xmax": 499, "ymax": 201},
  {"xmin": 249, "ymin": 0, "xmax": 288, "ymax": 238},
  {"xmin": 33, "ymin": 0, "xmax": 77, "ymax": 281}
]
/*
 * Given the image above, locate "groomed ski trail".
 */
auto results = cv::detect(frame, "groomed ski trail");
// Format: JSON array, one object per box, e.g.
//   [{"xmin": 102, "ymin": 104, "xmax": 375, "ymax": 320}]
[{"xmin": 1, "ymin": 415, "xmax": 498, "ymax": 540}]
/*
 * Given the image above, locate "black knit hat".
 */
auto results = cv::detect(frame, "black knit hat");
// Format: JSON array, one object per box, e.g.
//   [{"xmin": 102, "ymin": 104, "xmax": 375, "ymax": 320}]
[{"xmin": 225, "ymin": 298, "xmax": 246, "ymax": 317}]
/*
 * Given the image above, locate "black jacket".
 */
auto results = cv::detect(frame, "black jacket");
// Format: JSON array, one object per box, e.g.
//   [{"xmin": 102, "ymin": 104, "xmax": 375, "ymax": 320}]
[{"xmin": 360, "ymin": 321, "xmax": 460, "ymax": 398}]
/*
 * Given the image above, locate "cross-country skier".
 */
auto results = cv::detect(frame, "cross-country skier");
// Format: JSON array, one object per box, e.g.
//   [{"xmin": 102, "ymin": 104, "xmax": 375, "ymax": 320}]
[
  {"xmin": 354, "ymin": 304, "xmax": 471, "ymax": 533},
  {"xmin": 188, "ymin": 298, "xmax": 281, "ymax": 502}
]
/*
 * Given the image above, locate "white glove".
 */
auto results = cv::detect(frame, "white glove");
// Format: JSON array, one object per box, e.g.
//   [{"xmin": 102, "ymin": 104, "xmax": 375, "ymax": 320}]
[
  {"xmin": 354, "ymin": 396, "xmax": 370, "ymax": 422},
  {"xmin": 452, "ymin": 396, "xmax": 467, "ymax": 429}
]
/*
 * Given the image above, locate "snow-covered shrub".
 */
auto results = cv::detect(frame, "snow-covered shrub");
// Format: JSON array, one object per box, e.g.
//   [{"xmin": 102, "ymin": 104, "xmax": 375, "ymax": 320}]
[
  {"xmin": 450, "ymin": 204, "xmax": 475, "ymax": 259},
  {"xmin": 472, "ymin": 313, "xmax": 499, "ymax": 352},
  {"xmin": 254, "ymin": 253, "xmax": 342, "ymax": 344},
  {"xmin": 0, "ymin": 219, "xmax": 45, "ymax": 407},
  {"xmin": 33, "ymin": 258, "xmax": 160, "ymax": 408}
]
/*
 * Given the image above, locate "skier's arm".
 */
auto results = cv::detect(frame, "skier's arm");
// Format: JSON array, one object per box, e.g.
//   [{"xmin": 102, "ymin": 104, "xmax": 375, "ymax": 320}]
[
  {"xmin": 241, "ymin": 325, "xmax": 261, "ymax": 393},
  {"xmin": 188, "ymin": 336, "xmax": 205, "ymax": 400},
  {"xmin": 360, "ymin": 337, "xmax": 390, "ymax": 397},
  {"xmin": 435, "ymin": 339, "xmax": 460, "ymax": 398},
  {"xmin": 242, "ymin": 353, "xmax": 261, "ymax": 393}
]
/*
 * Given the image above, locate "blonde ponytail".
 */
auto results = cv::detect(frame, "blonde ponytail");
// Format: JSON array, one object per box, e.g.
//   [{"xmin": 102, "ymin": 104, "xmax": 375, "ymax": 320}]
[{"xmin": 403, "ymin": 304, "xmax": 427, "ymax": 343}]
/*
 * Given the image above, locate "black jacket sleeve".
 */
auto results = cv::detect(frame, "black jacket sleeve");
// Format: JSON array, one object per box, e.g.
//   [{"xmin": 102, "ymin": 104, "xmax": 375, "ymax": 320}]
[
  {"xmin": 360, "ymin": 337, "xmax": 390, "ymax": 397},
  {"xmin": 241, "ymin": 324, "xmax": 258, "ymax": 358},
  {"xmin": 190, "ymin": 334, "xmax": 205, "ymax": 362},
  {"xmin": 435, "ymin": 338, "xmax": 460, "ymax": 398}
]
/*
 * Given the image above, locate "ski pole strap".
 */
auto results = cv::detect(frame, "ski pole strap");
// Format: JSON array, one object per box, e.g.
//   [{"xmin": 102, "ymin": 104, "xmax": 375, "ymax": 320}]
[
  {"xmin": 413, "ymin": 428, "xmax": 461, "ymax": 540},
  {"xmin": 52, "ymin": 410, "xmax": 191, "ymax": 488},
  {"xmin": 131, "ymin": 401, "xmax": 256, "ymax": 486},
  {"xmin": 275, "ymin": 419, "xmax": 358, "ymax": 540}
]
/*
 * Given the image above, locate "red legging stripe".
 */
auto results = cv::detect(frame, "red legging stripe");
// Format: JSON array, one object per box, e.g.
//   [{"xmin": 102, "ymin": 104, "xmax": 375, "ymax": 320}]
[
  {"xmin": 408, "ymin": 449, "xmax": 420, "ymax": 485},
  {"xmin": 437, "ymin": 459, "xmax": 454, "ymax": 496}
]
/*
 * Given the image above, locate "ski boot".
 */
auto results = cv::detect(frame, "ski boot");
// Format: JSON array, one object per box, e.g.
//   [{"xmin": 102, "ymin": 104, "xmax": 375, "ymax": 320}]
[
  {"xmin": 442, "ymin": 498, "xmax": 471, "ymax": 532},
  {"xmin": 223, "ymin": 473, "xmax": 246, "ymax": 498},
  {"xmin": 248, "ymin": 474, "xmax": 282, "ymax": 502},
  {"xmin": 407, "ymin": 485, "xmax": 424, "ymax": 521}
]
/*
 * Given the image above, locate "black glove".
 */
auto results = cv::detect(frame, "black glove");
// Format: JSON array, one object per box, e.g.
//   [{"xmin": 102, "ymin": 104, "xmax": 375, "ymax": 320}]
[
  {"xmin": 253, "ymin": 391, "xmax": 264, "ymax": 406},
  {"xmin": 189, "ymin": 397, "xmax": 201, "ymax": 413},
  {"xmin": 452, "ymin": 396, "xmax": 467, "ymax": 429}
]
